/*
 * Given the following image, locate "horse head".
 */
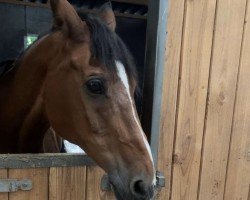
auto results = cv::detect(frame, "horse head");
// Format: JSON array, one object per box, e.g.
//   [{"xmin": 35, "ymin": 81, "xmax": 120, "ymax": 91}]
[{"xmin": 25, "ymin": 0, "xmax": 156, "ymax": 199}]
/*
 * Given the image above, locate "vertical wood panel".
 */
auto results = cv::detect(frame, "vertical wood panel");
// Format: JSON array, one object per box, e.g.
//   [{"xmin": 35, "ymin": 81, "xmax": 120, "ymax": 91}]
[
  {"xmin": 198, "ymin": 0, "xmax": 247, "ymax": 199},
  {"xmin": 156, "ymin": 0, "xmax": 185, "ymax": 199},
  {"xmin": 224, "ymin": 1, "xmax": 250, "ymax": 199},
  {"xmin": 9, "ymin": 168, "xmax": 48, "ymax": 200},
  {"xmin": 0, "ymin": 169, "xmax": 8, "ymax": 200},
  {"xmin": 85, "ymin": 166, "xmax": 115, "ymax": 200},
  {"xmin": 49, "ymin": 166, "xmax": 86, "ymax": 200},
  {"xmin": 170, "ymin": 0, "xmax": 217, "ymax": 199}
]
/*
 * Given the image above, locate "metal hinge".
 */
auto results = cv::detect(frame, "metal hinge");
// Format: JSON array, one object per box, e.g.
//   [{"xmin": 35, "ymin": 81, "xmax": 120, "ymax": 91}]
[
  {"xmin": 155, "ymin": 171, "xmax": 165, "ymax": 188},
  {"xmin": 101, "ymin": 171, "xmax": 165, "ymax": 191},
  {"xmin": 0, "ymin": 179, "xmax": 32, "ymax": 193}
]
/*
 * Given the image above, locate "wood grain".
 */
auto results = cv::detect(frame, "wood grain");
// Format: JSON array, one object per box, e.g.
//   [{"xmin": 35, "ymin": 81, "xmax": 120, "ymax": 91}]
[
  {"xmin": 0, "ymin": 169, "xmax": 8, "ymax": 200},
  {"xmin": 0, "ymin": 154, "xmax": 94, "ymax": 169},
  {"xmin": 49, "ymin": 166, "xmax": 86, "ymax": 200},
  {"xmin": 224, "ymin": 1, "xmax": 250, "ymax": 199},
  {"xmin": 85, "ymin": 166, "xmax": 115, "ymax": 200},
  {"xmin": 155, "ymin": 0, "xmax": 185, "ymax": 199},
  {"xmin": 198, "ymin": 0, "xmax": 248, "ymax": 199},
  {"xmin": 169, "ymin": 0, "xmax": 217, "ymax": 199},
  {"xmin": 8, "ymin": 168, "xmax": 48, "ymax": 200}
]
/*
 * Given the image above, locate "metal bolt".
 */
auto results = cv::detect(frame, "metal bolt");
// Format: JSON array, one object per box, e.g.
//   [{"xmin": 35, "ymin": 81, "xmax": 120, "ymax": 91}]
[{"xmin": 22, "ymin": 183, "xmax": 28, "ymax": 188}]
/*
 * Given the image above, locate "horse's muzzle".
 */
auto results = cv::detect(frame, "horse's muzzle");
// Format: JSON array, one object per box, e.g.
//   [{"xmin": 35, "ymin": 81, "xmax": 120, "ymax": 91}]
[{"xmin": 110, "ymin": 175, "xmax": 155, "ymax": 200}]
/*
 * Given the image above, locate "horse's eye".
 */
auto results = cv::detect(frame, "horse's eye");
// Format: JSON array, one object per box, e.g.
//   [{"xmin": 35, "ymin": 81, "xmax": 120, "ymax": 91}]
[{"xmin": 86, "ymin": 79, "xmax": 105, "ymax": 94}]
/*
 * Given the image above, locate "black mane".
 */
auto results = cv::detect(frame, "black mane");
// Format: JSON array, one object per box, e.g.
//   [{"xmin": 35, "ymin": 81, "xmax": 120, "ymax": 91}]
[{"xmin": 77, "ymin": 11, "xmax": 137, "ymax": 81}]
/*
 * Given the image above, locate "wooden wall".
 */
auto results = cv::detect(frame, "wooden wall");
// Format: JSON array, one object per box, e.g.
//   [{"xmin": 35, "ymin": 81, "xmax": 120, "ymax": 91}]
[{"xmin": 157, "ymin": 0, "xmax": 250, "ymax": 199}]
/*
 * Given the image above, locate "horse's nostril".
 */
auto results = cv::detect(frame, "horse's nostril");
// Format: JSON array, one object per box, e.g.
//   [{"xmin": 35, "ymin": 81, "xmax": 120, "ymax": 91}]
[
  {"xmin": 133, "ymin": 180, "xmax": 147, "ymax": 196},
  {"xmin": 130, "ymin": 178, "xmax": 154, "ymax": 199},
  {"xmin": 131, "ymin": 179, "xmax": 154, "ymax": 199}
]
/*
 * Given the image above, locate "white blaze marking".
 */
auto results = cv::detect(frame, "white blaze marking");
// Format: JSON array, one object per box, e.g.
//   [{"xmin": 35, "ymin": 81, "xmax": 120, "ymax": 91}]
[{"xmin": 115, "ymin": 61, "xmax": 156, "ymax": 185}]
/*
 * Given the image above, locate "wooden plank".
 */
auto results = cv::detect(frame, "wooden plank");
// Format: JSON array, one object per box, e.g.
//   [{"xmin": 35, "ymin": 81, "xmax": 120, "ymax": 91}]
[
  {"xmin": 169, "ymin": 0, "xmax": 217, "ymax": 199},
  {"xmin": 198, "ymin": 0, "xmax": 247, "ymax": 199},
  {"xmin": 85, "ymin": 166, "xmax": 115, "ymax": 200},
  {"xmin": 155, "ymin": 0, "xmax": 185, "ymax": 199},
  {"xmin": 224, "ymin": 1, "xmax": 250, "ymax": 199},
  {"xmin": 49, "ymin": 166, "xmax": 86, "ymax": 200},
  {"xmin": 9, "ymin": 168, "xmax": 48, "ymax": 200},
  {"xmin": 0, "ymin": 154, "xmax": 95, "ymax": 169},
  {"xmin": 0, "ymin": 169, "xmax": 8, "ymax": 200}
]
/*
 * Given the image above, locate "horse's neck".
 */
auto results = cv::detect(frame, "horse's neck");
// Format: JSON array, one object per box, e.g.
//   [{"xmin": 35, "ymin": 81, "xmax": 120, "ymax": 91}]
[{"xmin": 0, "ymin": 35, "xmax": 58, "ymax": 153}]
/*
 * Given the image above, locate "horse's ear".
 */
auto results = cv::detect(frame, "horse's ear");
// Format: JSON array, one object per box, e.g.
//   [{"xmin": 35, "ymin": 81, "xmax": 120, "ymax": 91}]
[
  {"xmin": 50, "ymin": 0, "xmax": 88, "ymax": 41},
  {"xmin": 98, "ymin": 1, "xmax": 116, "ymax": 31}
]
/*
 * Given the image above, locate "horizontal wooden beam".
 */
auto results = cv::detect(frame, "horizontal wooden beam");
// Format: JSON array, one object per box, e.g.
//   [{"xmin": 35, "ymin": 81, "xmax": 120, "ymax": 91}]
[{"xmin": 0, "ymin": 154, "xmax": 96, "ymax": 169}]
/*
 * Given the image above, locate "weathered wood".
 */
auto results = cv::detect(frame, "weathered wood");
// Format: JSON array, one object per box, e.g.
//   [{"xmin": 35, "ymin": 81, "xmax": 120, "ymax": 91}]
[
  {"xmin": 85, "ymin": 166, "xmax": 115, "ymax": 200},
  {"xmin": 9, "ymin": 168, "xmax": 48, "ymax": 200},
  {"xmin": 0, "ymin": 154, "xmax": 95, "ymax": 169},
  {"xmin": 155, "ymin": 0, "xmax": 185, "ymax": 199},
  {"xmin": 198, "ymin": 0, "xmax": 247, "ymax": 199},
  {"xmin": 170, "ymin": 0, "xmax": 217, "ymax": 199},
  {"xmin": 224, "ymin": 1, "xmax": 250, "ymax": 199},
  {"xmin": 49, "ymin": 166, "xmax": 86, "ymax": 200},
  {"xmin": 0, "ymin": 169, "xmax": 8, "ymax": 200}
]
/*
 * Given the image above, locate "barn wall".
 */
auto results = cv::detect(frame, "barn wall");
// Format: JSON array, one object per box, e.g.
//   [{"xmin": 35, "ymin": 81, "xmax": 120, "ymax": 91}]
[{"xmin": 157, "ymin": 0, "xmax": 250, "ymax": 199}]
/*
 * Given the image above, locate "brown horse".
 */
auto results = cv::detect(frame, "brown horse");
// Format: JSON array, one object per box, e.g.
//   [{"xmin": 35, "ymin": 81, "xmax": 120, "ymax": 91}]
[
  {"xmin": 0, "ymin": 61, "xmax": 65, "ymax": 153},
  {"xmin": 0, "ymin": 0, "xmax": 155, "ymax": 199}
]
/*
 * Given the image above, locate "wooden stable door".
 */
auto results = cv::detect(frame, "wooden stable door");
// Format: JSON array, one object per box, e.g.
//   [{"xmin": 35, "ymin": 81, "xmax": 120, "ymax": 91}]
[
  {"xmin": 0, "ymin": 154, "xmax": 115, "ymax": 200},
  {"xmin": 0, "ymin": 166, "xmax": 116, "ymax": 200}
]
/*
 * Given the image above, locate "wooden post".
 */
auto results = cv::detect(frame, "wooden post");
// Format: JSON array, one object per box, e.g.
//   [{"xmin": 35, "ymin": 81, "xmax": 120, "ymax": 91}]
[{"xmin": 224, "ymin": 2, "xmax": 250, "ymax": 198}]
